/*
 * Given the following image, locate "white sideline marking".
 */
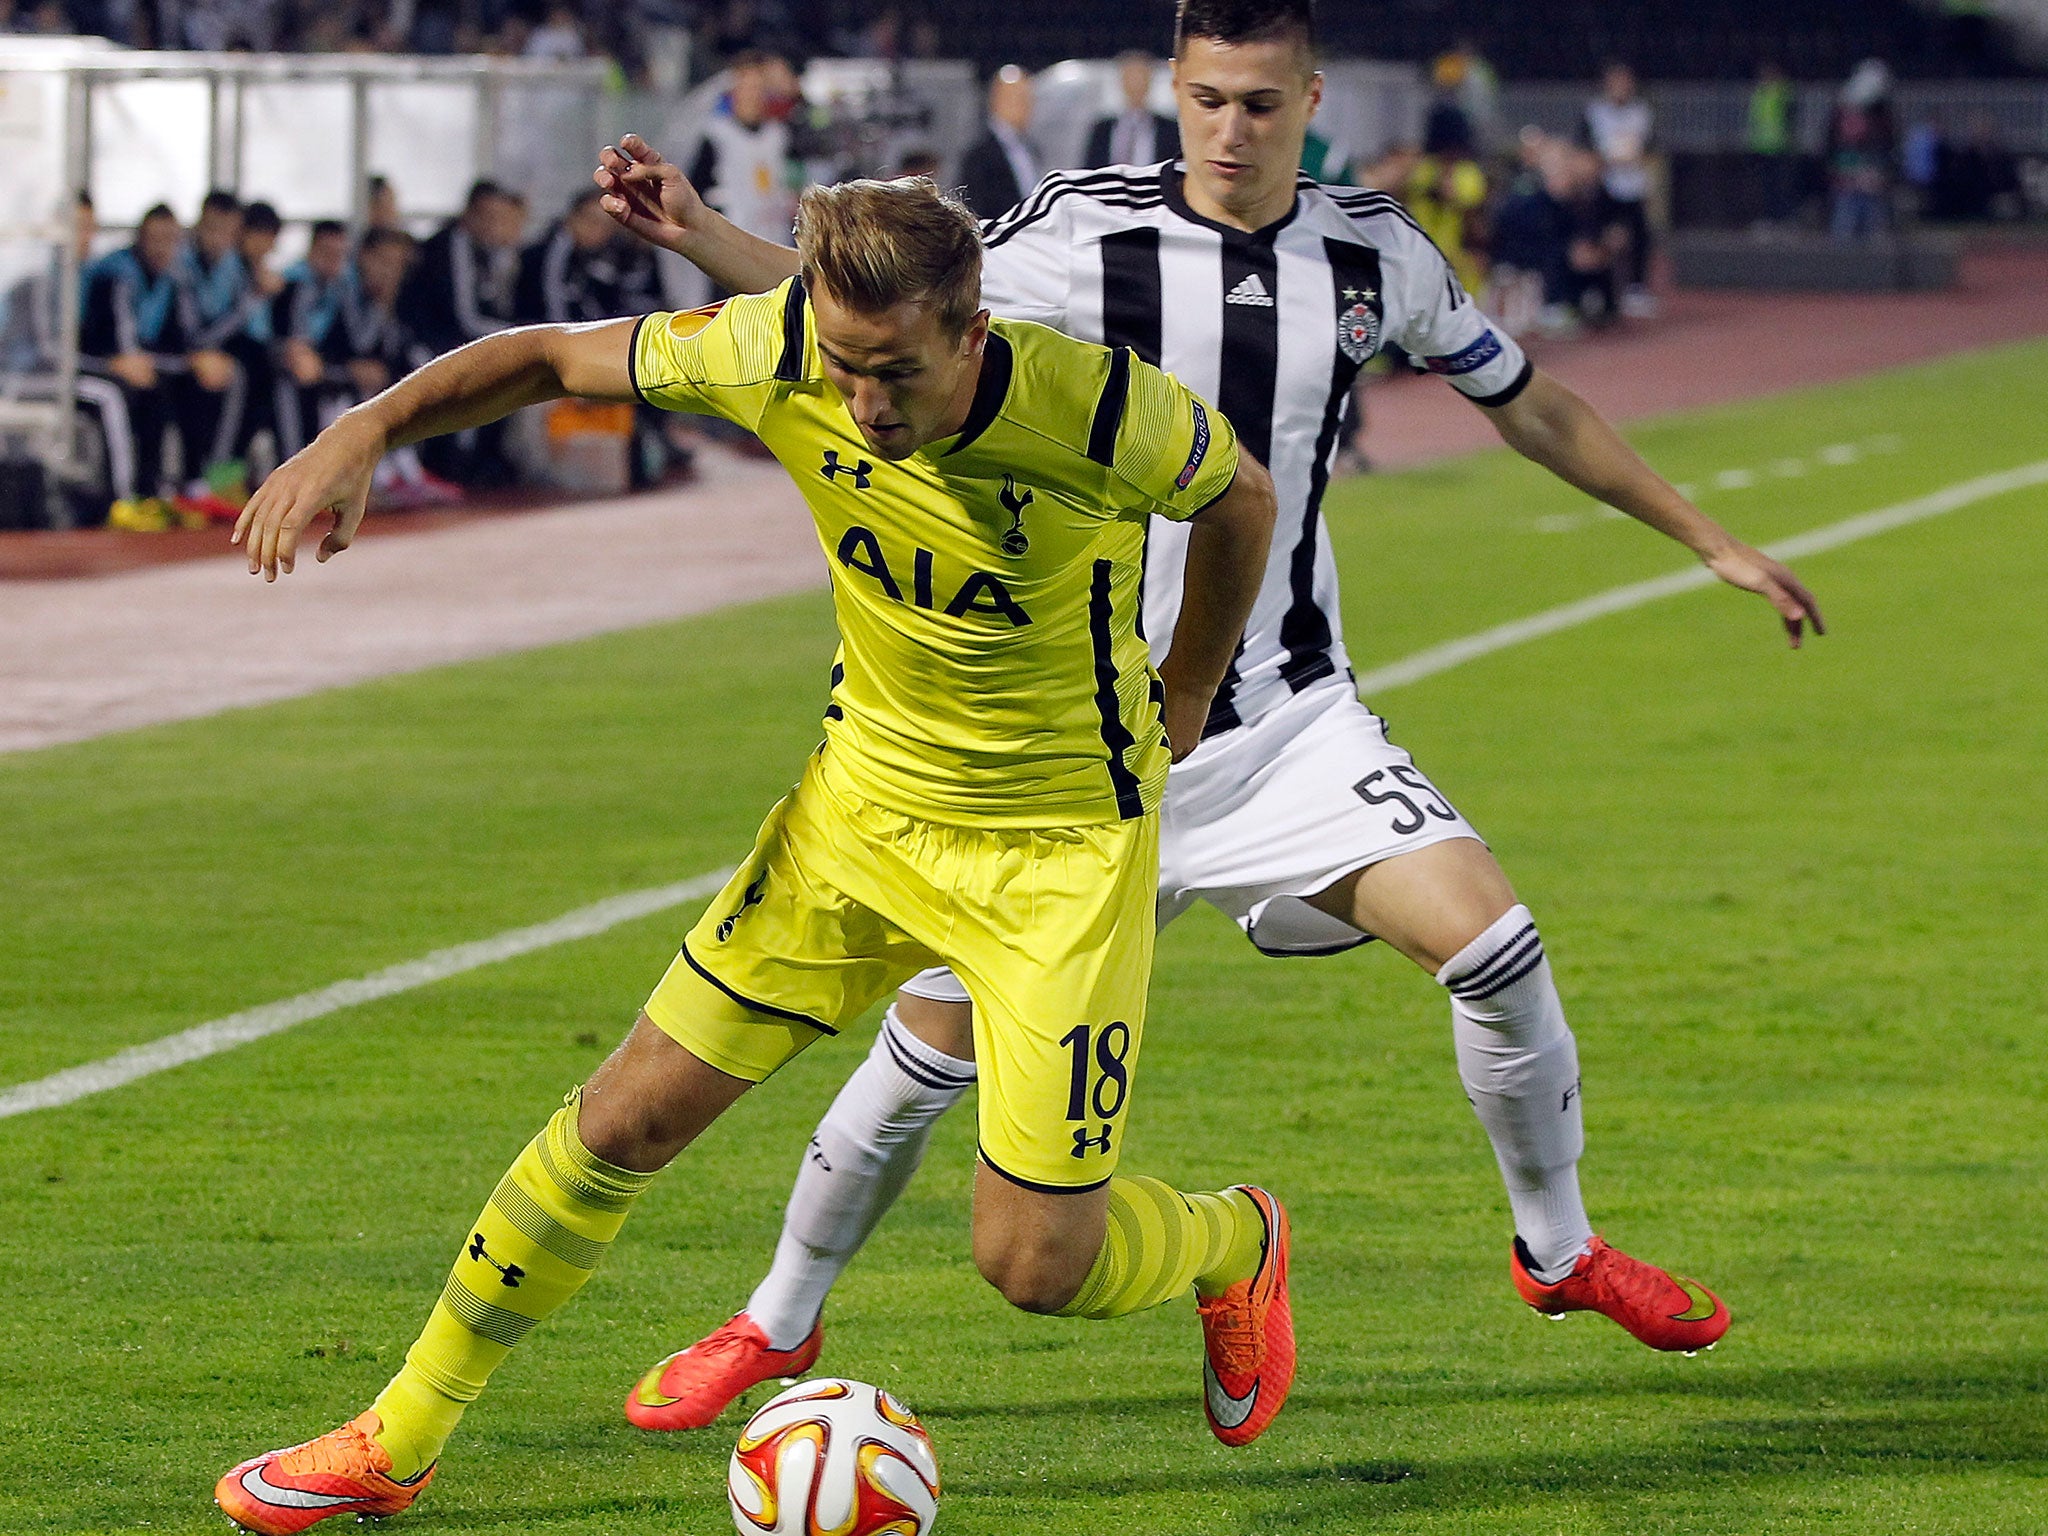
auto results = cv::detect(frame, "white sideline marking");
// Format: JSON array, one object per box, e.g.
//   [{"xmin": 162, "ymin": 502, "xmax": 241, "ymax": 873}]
[
  {"xmin": 6, "ymin": 457, "xmax": 2047, "ymax": 1122},
  {"xmin": 0, "ymin": 868, "xmax": 734, "ymax": 1120},
  {"xmin": 1356, "ymin": 459, "xmax": 2048, "ymax": 698}
]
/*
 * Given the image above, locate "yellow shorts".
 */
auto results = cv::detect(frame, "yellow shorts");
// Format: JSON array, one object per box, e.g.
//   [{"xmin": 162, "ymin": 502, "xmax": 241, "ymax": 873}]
[{"xmin": 645, "ymin": 748, "xmax": 1157, "ymax": 1191}]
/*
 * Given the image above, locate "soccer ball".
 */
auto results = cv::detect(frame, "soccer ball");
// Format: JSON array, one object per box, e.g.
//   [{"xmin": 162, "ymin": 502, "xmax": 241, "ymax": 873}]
[{"xmin": 727, "ymin": 1377, "xmax": 941, "ymax": 1536}]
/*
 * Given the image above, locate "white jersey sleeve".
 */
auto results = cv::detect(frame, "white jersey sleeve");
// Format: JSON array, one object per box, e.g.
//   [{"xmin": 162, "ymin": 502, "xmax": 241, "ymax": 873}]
[
  {"xmin": 1384, "ymin": 221, "xmax": 1532, "ymax": 406},
  {"xmin": 977, "ymin": 173, "xmax": 1079, "ymax": 330}
]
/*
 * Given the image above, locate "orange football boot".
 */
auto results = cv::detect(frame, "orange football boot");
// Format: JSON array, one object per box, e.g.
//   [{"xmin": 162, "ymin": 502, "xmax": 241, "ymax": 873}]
[
  {"xmin": 1511, "ymin": 1235, "xmax": 1730, "ymax": 1353},
  {"xmin": 215, "ymin": 1411, "xmax": 433, "ymax": 1535},
  {"xmin": 1196, "ymin": 1185, "xmax": 1294, "ymax": 1447},
  {"xmin": 625, "ymin": 1312, "xmax": 824, "ymax": 1431}
]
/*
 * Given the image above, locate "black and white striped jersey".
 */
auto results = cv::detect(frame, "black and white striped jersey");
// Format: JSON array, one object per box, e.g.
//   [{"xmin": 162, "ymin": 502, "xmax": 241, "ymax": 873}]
[{"xmin": 979, "ymin": 162, "xmax": 1532, "ymax": 739}]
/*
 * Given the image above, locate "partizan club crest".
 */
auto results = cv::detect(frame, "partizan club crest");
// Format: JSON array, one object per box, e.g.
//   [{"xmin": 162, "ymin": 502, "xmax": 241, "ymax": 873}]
[{"xmin": 1337, "ymin": 294, "xmax": 1381, "ymax": 364}]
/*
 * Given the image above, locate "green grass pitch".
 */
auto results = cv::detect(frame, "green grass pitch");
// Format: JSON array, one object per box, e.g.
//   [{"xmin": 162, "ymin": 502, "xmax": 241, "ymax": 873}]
[{"xmin": 4, "ymin": 340, "xmax": 2046, "ymax": 1534}]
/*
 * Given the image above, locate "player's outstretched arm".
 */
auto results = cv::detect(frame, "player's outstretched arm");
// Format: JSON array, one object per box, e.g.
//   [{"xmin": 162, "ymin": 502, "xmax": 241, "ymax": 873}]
[
  {"xmin": 1485, "ymin": 368, "xmax": 1825, "ymax": 648},
  {"xmin": 1159, "ymin": 455, "xmax": 1278, "ymax": 760},
  {"xmin": 594, "ymin": 133, "xmax": 801, "ymax": 296},
  {"xmin": 232, "ymin": 318, "xmax": 638, "ymax": 580}
]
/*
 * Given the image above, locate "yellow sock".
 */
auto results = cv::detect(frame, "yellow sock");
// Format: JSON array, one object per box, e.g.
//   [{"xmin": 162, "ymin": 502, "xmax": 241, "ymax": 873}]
[
  {"xmin": 1054, "ymin": 1177, "xmax": 1264, "ymax": 1320},
  {"xmin": 368, "ymin": 1092, "xmax": 654, "ymax": 1479}
]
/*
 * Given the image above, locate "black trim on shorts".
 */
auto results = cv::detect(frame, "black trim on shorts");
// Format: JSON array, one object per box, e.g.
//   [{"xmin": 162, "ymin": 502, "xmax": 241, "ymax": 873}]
[
  {"xmin": 1086, "ymin": 346, "xmax": 1133, "ymax": 466},
  {"xmin": 773, "ymin": 278, "xmax": 809, "ymax": 382},
  {"xmin": 1087, "ymin": 557, "xmax": 1146, "ymax": 820},
  {"xmin": 978, "ymin": 1143, "xmax": 1111, "ymax": 1196},
  {"xmin": 1248, "ymin": 931, "xmax": 1377, "ymax": 959},
  {"xmin": 625, "ymin": 312, "xmax": 654, "ymax": 405},
  {"xmin": 679, "ymin": 940, "xmax": 837, "ymax": 1034},
  {"xmin": 944, "ymin": 330, "xmax": 1014, "ymax": 454},
  {"xmin": 1467, "ymin": 356, "xmax": 1535, "ymax": 409}
]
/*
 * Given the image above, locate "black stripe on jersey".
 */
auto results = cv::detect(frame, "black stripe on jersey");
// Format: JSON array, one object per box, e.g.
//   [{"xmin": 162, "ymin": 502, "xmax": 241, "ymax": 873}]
[
  {"xmin": 1278, "ymin": 237, "xmax": 1381, "ymax": 694},
  {"xmin": 1087, "ymin": 557, "xmax": 1146, "ymax": 820},
  {"xmin": 1098, "ymin": 228, "xmax": 1163, "ymax": 365},
  {"xmin": 773, "ymin": 278, "xmax": 808, "ymax": 381},
  {"xmin": 944, "ymin": 330, "xmax": 1014, "ymax": 454},
  {"xmin": 1087, "ymin": 346, "xmax": 1133, "ymax": 465},
  {"xmin": 625, "ymin": 311, "xmax": 654, "ymax": 404},
  {"xmin": 823, "ymin": 659, "xmax": 845, "ymax": 722},
  {"xmin": 1201, "ymin": 229, "xmax": 1282, "ymax": 738},
  {"xmin": 981, "ymin": 168, "xmax": 1167, "ymax": 249}
]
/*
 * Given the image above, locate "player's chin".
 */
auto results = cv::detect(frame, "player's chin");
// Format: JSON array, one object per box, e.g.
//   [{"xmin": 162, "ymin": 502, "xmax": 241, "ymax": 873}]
[{"xmin": 860, "ymin": 427, "xmax": 917, "ymax": 461}]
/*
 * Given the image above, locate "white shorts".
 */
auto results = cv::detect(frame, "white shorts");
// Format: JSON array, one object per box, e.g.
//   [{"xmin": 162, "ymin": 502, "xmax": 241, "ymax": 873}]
[{"xmin": 899, "ymin": 683, "xmax": 1483, "ymax": 1004}]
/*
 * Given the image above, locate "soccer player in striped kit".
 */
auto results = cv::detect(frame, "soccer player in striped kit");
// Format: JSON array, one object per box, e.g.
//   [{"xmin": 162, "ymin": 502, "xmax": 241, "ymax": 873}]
[{"xmin": 598, "ymin": 0, "xmax": 1824, "ymax": 1430}]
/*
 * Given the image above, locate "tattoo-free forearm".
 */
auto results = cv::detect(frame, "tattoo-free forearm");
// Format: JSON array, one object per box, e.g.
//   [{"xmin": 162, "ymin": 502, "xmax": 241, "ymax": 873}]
[
  {"xmin": 1161, "ymin": 460, "xmax": 1278, "ymax": 703},
  {"xmin": 1491, "ymin": 371, "xmax": 1736, "ymax": 559},
  {"xmin": 670, "ymin": 210, "xmax": 801, "ymax": 295},
  {"xmin": 349, "ymin": 326, "xmax": 575, "ymax": 451}
]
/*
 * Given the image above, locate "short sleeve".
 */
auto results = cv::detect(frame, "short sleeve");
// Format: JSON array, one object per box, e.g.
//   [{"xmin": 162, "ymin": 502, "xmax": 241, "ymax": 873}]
[
  {"xmin": 978, "ymin": 175, "xmax": 1075, "ymax": 329},
  {"xmin": 1387, "ymin": 225, "xmax": 1532, "ymax": 407},
  {"xmin": 1102, "ymin": 352, "xmax": 1239, "ymax": 522},
  {"xmin": 628, "ymin": 284, "xmax": 789, "ymax": 430}
]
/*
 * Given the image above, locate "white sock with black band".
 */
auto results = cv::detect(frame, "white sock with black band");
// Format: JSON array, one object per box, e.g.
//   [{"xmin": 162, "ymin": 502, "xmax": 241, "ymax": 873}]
[
  {"xmin": 1437, "ymin": 904, "xmax": 1595, "ymax": 1283},
  {"xmin": 744, "ymin": 1006, "xmax": 977, "ymax": 1349}
]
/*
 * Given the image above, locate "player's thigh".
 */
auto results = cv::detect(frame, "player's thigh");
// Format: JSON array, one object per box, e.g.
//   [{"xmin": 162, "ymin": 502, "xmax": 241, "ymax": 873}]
[
  {"xmin": 950, "ymin": 815, "xmax": 1157, "ymax": 1196},
  {"xmin": 895, "ymin": 968, "xmax": 977, "ymax": 1061},
  {"xmin": 1308, "ymin": 835, "xmax": 1518, "ymax": 973},
  {"xmin": 645, "ymin": 759, "xmax": 938, "ymax": 1085}
]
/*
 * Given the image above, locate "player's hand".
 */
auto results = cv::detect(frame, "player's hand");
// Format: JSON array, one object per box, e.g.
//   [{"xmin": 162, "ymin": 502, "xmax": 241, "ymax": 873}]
[
  {"xmin": 594, "ymin": 133, "xmax": 706, "ymax": 255},
  {"xmin": 1705, "ymin": 541, "xmax": 1825, "ymax": 648},
  {"xmin": 231, "ymin": 414, "xmax": 382, "ymax": 581},
  {"xmin": 1161, "ymin": 688, "xmax": 1213, "ymax": 765}
]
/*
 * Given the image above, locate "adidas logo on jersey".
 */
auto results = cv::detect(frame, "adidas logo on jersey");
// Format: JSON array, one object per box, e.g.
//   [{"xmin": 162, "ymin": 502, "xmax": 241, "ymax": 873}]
[{"xmin": 1224, "ymin": 273, "xmax": 1275, "ymax": 307}]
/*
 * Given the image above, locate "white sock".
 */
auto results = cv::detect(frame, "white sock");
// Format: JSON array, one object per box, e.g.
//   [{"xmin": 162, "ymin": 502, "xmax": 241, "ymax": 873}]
[
  {"xmin": 744, "ymin": 1006, "xmax": 976, "ymax": 1348},
  {"xmin": 1437, "ymin": 904, "xmax": 1595, "ymax": 1283}
]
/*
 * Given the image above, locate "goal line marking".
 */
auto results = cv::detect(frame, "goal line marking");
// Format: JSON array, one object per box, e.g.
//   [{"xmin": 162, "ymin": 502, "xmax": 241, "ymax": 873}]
[{"xmin": 5, "ymin": 458, "xmax": 2043, "ymax": 1121}]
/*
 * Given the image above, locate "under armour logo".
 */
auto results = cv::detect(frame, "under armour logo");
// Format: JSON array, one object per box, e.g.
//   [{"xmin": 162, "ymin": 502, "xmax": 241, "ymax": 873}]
[
  {"xmin": 997, "ymin": 475, "xmax": 1032, "ymax": 555},
  {"xmin": 468, "ymin": 1233, "xmax": 525, "ymax": 1288},
  {"xmin": 1071, "ymin": 1125, "xmax": 1114, "ymax": 1158},
  {"xmin": 716, "ymin": 875, "xmax": 767, "ymax": 941},
  {"xmin": 820, "ymin": 449, "xmax": 872, "ymax": 489}
]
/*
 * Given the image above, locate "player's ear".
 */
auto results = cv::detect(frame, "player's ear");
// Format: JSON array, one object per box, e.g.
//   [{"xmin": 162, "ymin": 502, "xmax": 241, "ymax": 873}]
[{"xmin": 962, "ymin": 309, "xmax": 991, "ymax": 356}]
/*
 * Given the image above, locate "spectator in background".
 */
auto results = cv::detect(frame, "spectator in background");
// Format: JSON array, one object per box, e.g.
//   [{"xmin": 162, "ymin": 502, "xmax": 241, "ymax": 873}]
[
  {"xmin": 399, "ymin": 179, "xmax": 525, "ymax": 484},
  {"xmin": 225, "ymin": 198, "xmax": 283, "ymax": 472},
  {"xmin": 1488, "ymin": 127, "xmax": 1567, "ymax": 336},
  {"xmin": 1826, "ymin": 58, "xmax": 1897, "ymax": 240},
  {"xmin": 684, "ymin": 49, "xmax": 799, "ymax": 258},
  {"xmin": 347, "ymin": 226, "xmax": 463, "ymax": 505},
  {"xmin": 0, "ymin": 191, "xmax": 141, "ymax": 527},
  {"xmin": 1554, "ymin": 141, "xmax": 1629, "ymax": 326},
  {"xmin": 959, "ymin": 64, "xmax": 1039, "ymax": 219},
  {"xmin": 515, "ymin": 187, "xmax": 663, "ymax": 323},
  {"xmin": 163, "ymin": 0, "xmax": 280, "ymax": 51},
  {"xmin": 365, "ymin": 174, "xmax": 403, "ymax": 234},
  {"xmin": 1928, "ymin": 112, "xmax": 2024, "ymax": 222},
  {"xmin": 1441, "ymin": 34, "xmax": 1500, "ymax": 154},
  {"xmin": 895, "ymin": 146, "xmax": 942, "ymax": 180},
  {"xmin": 80, "ymin": 204, "xmax": 241, "ymax": 528},
  {"xmin": 272, "ymin": 219, "xmax": 356, "ymax": 458},
  {"xmin": 1746, "ymin": 61, "xmax": 1801, "ymax": 226},
  {"xmin": 1409, "ymin": 67, "xmax": 1488, "ymax": 299},
  {"xmin": 1581, "ymin": 60, "xmax": 1656, "ymax": 317},
  {"xmin": 524, "ymin": 0, "xmax": 585, "ymax": 60},
  {"xmin": 1084, "ymin": 51, "xmax": 1178, "ymax": 169}
]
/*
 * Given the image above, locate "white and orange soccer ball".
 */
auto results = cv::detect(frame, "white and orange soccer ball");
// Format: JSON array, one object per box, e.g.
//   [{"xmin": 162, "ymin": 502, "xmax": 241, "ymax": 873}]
[{"xmin": 727, "ymin": 1378, "xmax": 941, "ymax": 1536}]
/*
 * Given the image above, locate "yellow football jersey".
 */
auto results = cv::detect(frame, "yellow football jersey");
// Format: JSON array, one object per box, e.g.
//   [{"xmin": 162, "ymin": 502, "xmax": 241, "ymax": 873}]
[{"xmin": 630, "ymin": 278, "xmax": 1240, "ymax": 828}]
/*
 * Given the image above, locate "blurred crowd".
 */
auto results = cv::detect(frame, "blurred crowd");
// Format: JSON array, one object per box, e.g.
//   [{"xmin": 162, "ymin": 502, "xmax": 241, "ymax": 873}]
[{"xmin": 0, "ymin": 0, "xmax": 942, "ymax": 90}]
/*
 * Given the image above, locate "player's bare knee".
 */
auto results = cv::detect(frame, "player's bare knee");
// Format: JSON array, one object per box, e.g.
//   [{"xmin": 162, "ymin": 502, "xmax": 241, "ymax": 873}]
[
  {"xmin": 973, "ymin": 1239, "xmax": 1085, "ymax": 1314},
  {"xmin": 893, "ymin": 990, "xmax": 976, "ymax": 1061}
]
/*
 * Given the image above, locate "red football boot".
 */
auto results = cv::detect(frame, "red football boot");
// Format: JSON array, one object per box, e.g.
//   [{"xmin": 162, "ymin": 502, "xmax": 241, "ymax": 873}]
[
  {"xmin": 625, "ymin": 1312, "xmax": 824, "ymax": 1431},
  {"xmin": 1512, "ymin": 1235, "xmax": 1730, "ymax": 1353},
  {"xmin": 1196, "ymin": 1185, "xmax": 1294, "ymax": 1447}
]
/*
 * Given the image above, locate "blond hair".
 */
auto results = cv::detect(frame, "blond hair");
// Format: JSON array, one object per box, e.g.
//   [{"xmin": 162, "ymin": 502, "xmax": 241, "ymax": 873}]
[{"xmin": 793, "ymin": 177, "xmax": 984, "ymax": 336}]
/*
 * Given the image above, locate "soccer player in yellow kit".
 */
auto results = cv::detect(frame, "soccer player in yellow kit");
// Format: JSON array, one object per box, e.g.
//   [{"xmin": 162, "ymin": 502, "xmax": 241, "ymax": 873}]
[{"xmin": 214, "ymin": 177, "xmax": 1283, "ymax": 1534}]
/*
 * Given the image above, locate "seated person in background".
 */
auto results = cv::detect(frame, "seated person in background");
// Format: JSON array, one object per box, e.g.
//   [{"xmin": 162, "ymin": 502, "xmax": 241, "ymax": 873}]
[
  {"xmin": 347, "ymin": 226, "xmax": 461, "ymax": 507},
  {"xmin": 80, "ymin": 203, "xmax": 242, "ymax": 529},
  {"xmin": 174, "ymin": 188, "xmax": 258, "ymax": 512},
  {"xmin": 1488, "ymin": 127, "xmax": 1569, "ymax": 337},
  {"xmin": 0, "ymin": 190, "xmax": 139, "ymax": 527},
  {"xmin": 400, "ymin": 179, "xmax": 527, "ymax": 485},
  {"xmin": 1084, "ymin": 51, "xmax": 1178, "ymax": 168},
  {"xmin": 273, "ymin": 220, "xmax": 359, "ymax": 458},
  {"xmin": 515, "ymin": 188, "xmax": 663, "ymax": 324},
  {"xmin": 227, "ymin": 199, "xmax": 285, "ymax": 475}
]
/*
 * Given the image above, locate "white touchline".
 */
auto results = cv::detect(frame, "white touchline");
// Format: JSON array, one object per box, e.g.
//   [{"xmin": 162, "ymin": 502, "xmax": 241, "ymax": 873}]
[
  {"xmin": 0, "ymin": 869, "xmax": 734, "ymax": 1120},
  {"xmin": 5, "ymin": 457, "xmax": 2046, "ymax": 1122}
]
